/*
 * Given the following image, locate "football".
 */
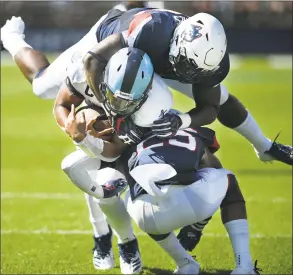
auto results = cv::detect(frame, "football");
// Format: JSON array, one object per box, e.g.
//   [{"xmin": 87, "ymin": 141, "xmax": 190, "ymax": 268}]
[{"xmin": 76, "ymin": 106, "xmax": 114, "ymax": 141}]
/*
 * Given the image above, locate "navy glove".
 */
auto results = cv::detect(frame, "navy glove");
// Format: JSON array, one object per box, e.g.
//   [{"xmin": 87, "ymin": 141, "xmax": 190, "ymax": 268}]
[
  {"xmin": 111, "ymin": 115, "xmax": 144, "ymax": 145},
  {"xmin": 102, "ymin": 178, "xmax": 128, "ymax": 198},
  {"xmin": 151, "ymin": 113, "xmax": 182, "ymax": 139}
]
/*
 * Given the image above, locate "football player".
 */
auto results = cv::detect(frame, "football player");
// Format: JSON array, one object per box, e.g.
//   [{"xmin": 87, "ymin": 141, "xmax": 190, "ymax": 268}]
[
  {"xmin": 123, "ymin": 125, "xmax": 261, "ymax": 275},
  {"xmin": 80, "ymin": 8, "xmax": 292, "ymax": 166},
  {"xmin": 65, "ymin": 48, "xmax": 260, "ymax": 275}
]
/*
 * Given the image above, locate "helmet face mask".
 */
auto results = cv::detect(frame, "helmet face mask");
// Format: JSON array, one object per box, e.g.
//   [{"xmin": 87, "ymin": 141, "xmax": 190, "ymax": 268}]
[{"xmin": 100, "ymin": 81, "xmax": 150, "ymax": 117}]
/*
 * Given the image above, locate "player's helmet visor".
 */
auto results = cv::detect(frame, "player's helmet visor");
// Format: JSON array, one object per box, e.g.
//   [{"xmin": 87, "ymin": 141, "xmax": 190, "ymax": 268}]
[{"xmin": 101, "ymin": 83, "xmax": 150, "ymax": 117}]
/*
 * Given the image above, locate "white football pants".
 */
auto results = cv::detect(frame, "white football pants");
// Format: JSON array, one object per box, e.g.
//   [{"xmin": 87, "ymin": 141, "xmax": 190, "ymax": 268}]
[{"xmin": 126, "ymin": 168, "xmax": 230, "ymax": 235}]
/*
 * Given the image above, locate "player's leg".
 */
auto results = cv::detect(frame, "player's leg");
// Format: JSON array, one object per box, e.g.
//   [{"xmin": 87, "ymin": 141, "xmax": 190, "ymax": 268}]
[
  {"xmin": 84, "ymin": 194, "xmax": 115, "ymax": 270},
  {"xmin": 177, "ymin": 168, "xmax": 259, "ymax": 274},
  {"xmin": 218, "ymin": 84, "xmax": 292, "ymax": 165},
  {"xmin": 95, "ymin": 196, "xmax": 142, "ymax": 274},
  {"xmin": 164, "ymin": 78, "xmax": 292, "ymax": 165},
  {"xmin": 61, "ymin": 151, "xmax": 142, "ymax": 274},
  {"xmin": 1, "ymin": 15, "xmax": 106, "ymax": 99},
  {"xmin": 61, "ymin": 150, "xmax": 115, "ymax": 270},
  {"xmin": 125, "ymin": 191, "xmax": 200, "ymax": 274},
  {"xmin": 220, "ymin": 173, "xmax": 260, "ymax": 274}
]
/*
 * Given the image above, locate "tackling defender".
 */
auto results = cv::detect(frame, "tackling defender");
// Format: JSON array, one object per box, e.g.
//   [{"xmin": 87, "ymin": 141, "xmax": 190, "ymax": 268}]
[{"xmin": 79, "ymin": 7, "xmax": 292, "ymax": 165}]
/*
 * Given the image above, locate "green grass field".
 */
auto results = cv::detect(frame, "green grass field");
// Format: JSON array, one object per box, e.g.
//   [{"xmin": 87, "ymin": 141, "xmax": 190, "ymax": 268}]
[{"xmin": 1, "ymin": 56, "xmax": 292, "ymax": 274}]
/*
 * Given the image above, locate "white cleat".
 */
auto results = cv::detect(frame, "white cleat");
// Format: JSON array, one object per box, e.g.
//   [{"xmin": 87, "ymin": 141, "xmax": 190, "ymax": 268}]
[
  {"xmin": 92, "ymin": 230, "xmax": 115, "ymax": 270},
  {"xmin": 1, "ymin": 16, "xmax": 25, "ymax": 42},
  {"xmin": 93, "ymin": 248, "xmax": 114, "ymax": 270},
  {"xmin": 254, "ymin": 147, "xmax": 275, "ymax": 162},
  {"xmin": 118, "ymin": 238, "xmax": 142, "ymax": 274},
  {"xmin": 173, "ymin": 257, "xmax": 200, "ymax": 274}
]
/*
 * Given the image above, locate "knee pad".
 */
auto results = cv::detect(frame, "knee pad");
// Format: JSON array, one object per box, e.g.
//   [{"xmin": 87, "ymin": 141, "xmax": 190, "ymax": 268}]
[
  {"xmin": 220, "ymin": 174, "xmax": 245, "ymax": 208},
  {"xmin": 62, "ymin": 151, "xmax": 126, "ymax": 200},
  {"xmin": 61, "ymin": 150, "xmax": 104, "ymax": 198}
]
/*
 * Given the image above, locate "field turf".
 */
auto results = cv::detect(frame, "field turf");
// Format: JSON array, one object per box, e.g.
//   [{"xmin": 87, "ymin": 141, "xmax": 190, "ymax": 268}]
[{"xmin": 1, "ymin": 56, "xmax": 292, "ymax": 274}]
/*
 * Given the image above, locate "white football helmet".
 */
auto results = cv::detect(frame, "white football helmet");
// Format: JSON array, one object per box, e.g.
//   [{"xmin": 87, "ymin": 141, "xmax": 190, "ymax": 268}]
[{"xmin": 169, "ymin": 13, "xmax": 227, "ymax": 82}]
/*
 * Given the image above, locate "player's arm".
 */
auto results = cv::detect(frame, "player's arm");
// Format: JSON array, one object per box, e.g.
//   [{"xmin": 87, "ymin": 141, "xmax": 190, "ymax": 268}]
[
  {"xmin": 83, "ymin": 33, "xmax": 126, "ymax": 102},
  {"xmin": 53, "ymin": 79, "xmax": 84, "ymax": 130},
  {"xmin": 187, "ymin": 84, "xmax": 221, "ymax": 128},
  {"xmin": 76, "ymin": 131, "xmax": 128, "ymax": 159}
]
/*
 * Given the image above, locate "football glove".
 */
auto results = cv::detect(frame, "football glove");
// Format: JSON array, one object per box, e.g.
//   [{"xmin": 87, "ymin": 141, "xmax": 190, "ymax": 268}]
[
  {"xmin": 151, "ymin": 113, "xmax": 182, "ymax": 139},
  {"xmin": 102, "ymin": 178, "xmax": 128, "ymax": 198},
  {"xmin": 111, "ymin": 115, "xmax": 144, "ymax": 145}
]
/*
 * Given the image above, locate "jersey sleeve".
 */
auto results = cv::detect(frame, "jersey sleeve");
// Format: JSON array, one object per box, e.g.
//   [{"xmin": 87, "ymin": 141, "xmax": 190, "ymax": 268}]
[
  {"xmin": 125, "ymin": 13, "xmax": 171, "ymax": 60},
  {"xmin": 66, "ymin": 54, "xmax": 87, "ymax": 98}
]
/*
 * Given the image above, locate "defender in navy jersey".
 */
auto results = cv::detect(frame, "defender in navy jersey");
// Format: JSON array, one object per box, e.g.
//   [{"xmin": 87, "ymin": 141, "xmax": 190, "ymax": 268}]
[
  {"xmin": 83, "ymin": 8, "xmax": 292, "ymax": 166},
  {"xmin": 119, "ymin": 126, "xmax": 220, "ymax": 201}
]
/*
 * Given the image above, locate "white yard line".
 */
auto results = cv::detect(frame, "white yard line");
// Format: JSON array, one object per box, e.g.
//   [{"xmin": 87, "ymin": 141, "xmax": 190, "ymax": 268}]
[
  {"xmin": 1, "ymin": 192, "xmax": 291, "ymax": 203},
  {"xmin": 0, "ymin": 229, "xmax": 291, "ymax": 238}
]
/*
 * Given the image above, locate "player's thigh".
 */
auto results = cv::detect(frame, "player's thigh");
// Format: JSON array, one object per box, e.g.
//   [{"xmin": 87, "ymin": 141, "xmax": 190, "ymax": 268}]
[
  {"xmin": 185, "ymin": 168, "xmax": 229, "ymax": 221},
  {"xmin": 126, "ymin": 188, "xmax": 197, "ymax": 235}
]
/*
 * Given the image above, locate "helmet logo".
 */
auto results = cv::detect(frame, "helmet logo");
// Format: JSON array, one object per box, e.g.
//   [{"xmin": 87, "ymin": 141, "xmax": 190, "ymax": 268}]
[
  {"xmin": 115, "ymin": 90, "xmax": 134, "ymax": 100},
  {"xmin": 181, "ymin": 25, "xmax": 202, "ymax": 42}
]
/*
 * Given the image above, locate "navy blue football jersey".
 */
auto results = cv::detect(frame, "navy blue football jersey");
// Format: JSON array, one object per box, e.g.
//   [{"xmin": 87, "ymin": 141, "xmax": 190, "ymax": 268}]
[
  {"xmin": 116, "ymin": 126, "xmax": 220, "ymax": 200},
  {"xmin": 96, "ymin": 8, "xmax": 229, "ymax": 86}
]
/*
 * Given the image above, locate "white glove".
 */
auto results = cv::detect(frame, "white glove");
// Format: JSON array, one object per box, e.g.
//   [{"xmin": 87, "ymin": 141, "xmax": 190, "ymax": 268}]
[{"xmin": 1, "ymin": 16, "xmax": 25, "ymax": 41}]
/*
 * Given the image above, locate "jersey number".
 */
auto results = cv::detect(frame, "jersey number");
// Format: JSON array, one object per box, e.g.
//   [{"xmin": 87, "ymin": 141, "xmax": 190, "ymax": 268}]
[{"xmin": 137, "ymin": 129, "xmax": 197, "ymax": 154}]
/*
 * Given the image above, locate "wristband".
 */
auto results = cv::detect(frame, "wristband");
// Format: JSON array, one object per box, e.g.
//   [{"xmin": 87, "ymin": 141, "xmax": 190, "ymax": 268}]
[
  {"xmin": 74, "ymin": 134, "xmax": 104, "ymax": 157},
  {"xmin": 178, "ymin": 113, "xmax": 192, "ymax": 129}
]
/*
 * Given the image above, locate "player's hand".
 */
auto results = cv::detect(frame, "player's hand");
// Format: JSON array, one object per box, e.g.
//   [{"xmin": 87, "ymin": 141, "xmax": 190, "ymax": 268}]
[
  {"xmin": 86, "ymin": 118, "xmax": 113, "ymax": 139},
  {"xmin": 151, "ymin": 113, "xmax": 182, "ymax": 139},
  {"xmin": 102, "ymin": 178, "xmax": 128, "ymax": 198},
  {"xmin": 65, "ymin": 104, "xmax": 86, "ymax": 142},
  {"xmin": 111, "ymin": 115, "xmax": 144, "ymax": 145}
]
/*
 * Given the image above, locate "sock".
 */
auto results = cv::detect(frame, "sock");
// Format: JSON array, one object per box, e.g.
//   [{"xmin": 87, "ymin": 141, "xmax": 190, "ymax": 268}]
[
  {"xmin": 98, "ymin": 196, "xmax": 135, "ymax": 244},
  {"xmin": 156, "ymin": 232, "xmax": 193, "ymax": 267},
  {"xmin": 224, "ymin": 219, "xmax": 253, "ymax": 269},
  {"xmin": 84, "ymin": 193, "xmax": 110, "ymax": 238},
  {"xmin": 191, "ymin": 216, "xmax": 212, "ymax": 231},
  {"xmin": 233, "ymin": 112, "xmax": 272, "ymax": 153},
  {"xmin": 2, "ymin": 33, "xmax": 32, "ymax": 58}
]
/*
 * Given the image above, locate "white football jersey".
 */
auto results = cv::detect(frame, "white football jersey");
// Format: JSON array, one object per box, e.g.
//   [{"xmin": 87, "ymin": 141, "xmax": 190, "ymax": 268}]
[{"xmin": 67, "ymin": 56, "xmax": 174, "ymax": 127}]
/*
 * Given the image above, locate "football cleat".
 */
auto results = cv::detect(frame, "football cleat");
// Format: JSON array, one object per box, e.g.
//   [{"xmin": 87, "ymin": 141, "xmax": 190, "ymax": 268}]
[
  {"xmin": 265, "ymin": 133, "xmax": 293, "ymax": 165},
  {"xmin": 231, "ymin": 260, "xmax": 262, "ymax": 275},
  {"xmin": 173, "ymin": 257, "xmax": 200, "ymax": 274},
  {"xmin": 92, "ymin": 228, "xmax": 114, "ymax": 270},
  {"xmin": 118, "ymin": 238, "xmax": 142, "ymax": 274},
  {"xmin": 177, "ymin": 225, "xmax": 203, "ymax": 252},
  {"xmin": 1, "ymin": 16, "xmax": 25, "ymax": 42}
]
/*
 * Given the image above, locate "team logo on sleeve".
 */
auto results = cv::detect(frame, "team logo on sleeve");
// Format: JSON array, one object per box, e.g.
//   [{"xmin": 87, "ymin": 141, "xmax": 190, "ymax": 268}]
[{"xmin": 181, "ymin": 25, "xmax": 202, "ymax": 42}]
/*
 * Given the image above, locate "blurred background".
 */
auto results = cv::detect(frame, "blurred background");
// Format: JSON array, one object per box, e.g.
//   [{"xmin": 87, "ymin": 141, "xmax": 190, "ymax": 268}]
[
  {"xmin": 0, "ymin": 1, "xmax": 292, "ymax": 53},
  {"xmin": 1, "ymin": 2, "xmax": 292, "ymax": 274}
]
